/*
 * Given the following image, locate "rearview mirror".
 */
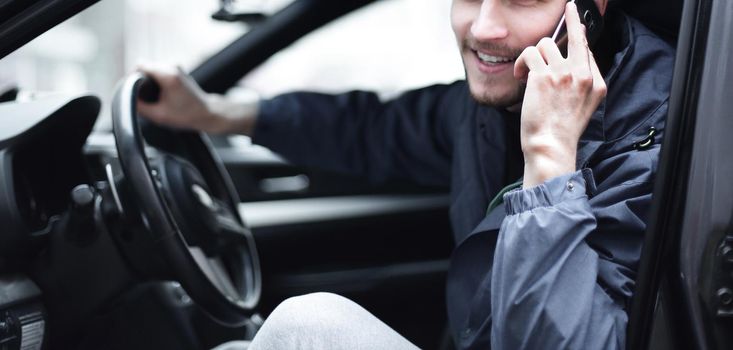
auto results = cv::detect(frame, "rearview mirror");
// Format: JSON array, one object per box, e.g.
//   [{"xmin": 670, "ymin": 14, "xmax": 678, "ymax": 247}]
[{"xmin": 212, "ymin": 0, "xmax": 270, "ymax": 25}]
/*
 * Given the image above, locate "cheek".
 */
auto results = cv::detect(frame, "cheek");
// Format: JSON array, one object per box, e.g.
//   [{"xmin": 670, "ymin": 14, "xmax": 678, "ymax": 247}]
[
  {"xmin": 450, "ymin": 2, "xmax": 474, "ymax": 44},
  {"xmin": 510, "ymin": 5, "xmax": 566, "ymax": 47}
]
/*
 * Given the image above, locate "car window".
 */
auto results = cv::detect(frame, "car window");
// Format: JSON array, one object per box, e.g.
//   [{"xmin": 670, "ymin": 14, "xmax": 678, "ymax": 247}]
[
  {"xmin": 221, "ymin": 0, "xmax": 465, "ymax": 164},
  {"xmin": 239, "ymin": 0, "xmax": 465, "ymax": 100},
  {"xmin": 0, "ymin": 0, "xmax": 247, "ymax": 129},
  {"xmin": 0, "ymin": 0, "xmax": 463, "ymax": 130}
]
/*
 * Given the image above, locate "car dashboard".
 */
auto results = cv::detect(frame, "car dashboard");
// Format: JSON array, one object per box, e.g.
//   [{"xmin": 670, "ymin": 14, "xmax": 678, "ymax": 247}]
[
  {"xmin": 0, "ymin": 95, "xmax": 98, "ymax": 263},
  {"xmin": 0, "ymin": 95, "xmax": 99, "ymax": 349}
]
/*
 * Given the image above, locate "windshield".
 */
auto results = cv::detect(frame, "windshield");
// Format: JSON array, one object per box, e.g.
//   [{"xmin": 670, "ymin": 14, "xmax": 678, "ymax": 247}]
[{"xmin": 0, "ymin": 0, "xmax": 463, "ymax": 130}]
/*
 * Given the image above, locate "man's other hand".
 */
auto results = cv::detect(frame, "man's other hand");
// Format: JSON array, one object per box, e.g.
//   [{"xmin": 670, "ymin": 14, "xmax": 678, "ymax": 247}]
[
  {"xmin": 513, "ymin": 2, "xmax": 607, "ymax": 188},
  {"xmin": 136, "ymin": 66, "xmax": 259, "ymax": 135}
]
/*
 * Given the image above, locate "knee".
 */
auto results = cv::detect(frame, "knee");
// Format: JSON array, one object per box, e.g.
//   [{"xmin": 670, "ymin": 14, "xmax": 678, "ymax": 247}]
[
  {"xmin": 278, "ymin": 292, "xmax": 349, "ymax": 310},
  {"xmin": 269, "ymin": 292, "xmax": 352, "ymax": 323},
  {"xmin": 250, "ymin": 293, "xmax": 351, "ymax": 348}
]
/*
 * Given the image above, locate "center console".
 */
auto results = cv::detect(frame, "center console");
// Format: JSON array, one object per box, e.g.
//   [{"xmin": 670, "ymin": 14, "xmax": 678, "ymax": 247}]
[{"xmin": 0, "ymin": 275, "xmax": 45, "ymax": 350}]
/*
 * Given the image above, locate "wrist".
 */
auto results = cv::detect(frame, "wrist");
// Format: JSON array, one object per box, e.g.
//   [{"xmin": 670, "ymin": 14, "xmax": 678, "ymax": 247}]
[
  {"xmin": 522, "ymin": 141, "xmax": 576, "ymax": 188},
  {"xmin": 205, "ymin": 94, "xmax": 259, "ymax": 135}
]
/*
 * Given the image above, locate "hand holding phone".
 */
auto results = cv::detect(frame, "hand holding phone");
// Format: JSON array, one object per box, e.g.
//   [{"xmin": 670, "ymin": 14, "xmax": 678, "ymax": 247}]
[
  {"xmin": 551, "ymin": 0, "xmax": 604, "ymax": 51},
  {"xmin": 513, "ymin": 1, "xmax": 608, "ymax": 188}
]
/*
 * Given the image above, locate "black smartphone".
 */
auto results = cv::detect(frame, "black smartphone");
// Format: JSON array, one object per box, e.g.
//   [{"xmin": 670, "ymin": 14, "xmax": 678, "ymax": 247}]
[{"xmin": 551, "ymin": 0, "xmax": 604, "ymax": 51}]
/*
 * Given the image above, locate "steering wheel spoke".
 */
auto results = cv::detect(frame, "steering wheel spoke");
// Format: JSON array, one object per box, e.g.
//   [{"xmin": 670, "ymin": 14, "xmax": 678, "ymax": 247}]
[
  {"xmin": 188, "ymin": 247, "xmax": 241, "ymax": 302},
  {"xmin": 211, "ymin": 201, "xmax": 251, "ymax": 240}
]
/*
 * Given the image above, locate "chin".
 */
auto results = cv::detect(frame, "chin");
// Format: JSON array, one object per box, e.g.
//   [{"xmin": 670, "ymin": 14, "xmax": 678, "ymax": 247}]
[{"xmin": 466, "ymin": 74, "xmax": 525, "ymax": 107}]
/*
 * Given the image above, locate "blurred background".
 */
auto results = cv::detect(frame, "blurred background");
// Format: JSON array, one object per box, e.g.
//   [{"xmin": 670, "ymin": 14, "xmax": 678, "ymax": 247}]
[{"xmin": 0, "ymin": 0, "xmax": 465, "ymax": 129}]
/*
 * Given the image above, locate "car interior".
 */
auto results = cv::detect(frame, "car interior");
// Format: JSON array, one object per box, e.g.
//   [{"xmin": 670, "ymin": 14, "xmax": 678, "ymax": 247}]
[{"xmin": 0, "ymin": 0, "xmax": 711, "ymax": 349}]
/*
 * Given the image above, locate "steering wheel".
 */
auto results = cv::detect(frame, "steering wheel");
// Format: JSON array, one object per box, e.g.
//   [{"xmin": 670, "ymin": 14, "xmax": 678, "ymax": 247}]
[{"xmin": 110, "ymin": 73, "xmax": 260, "ymax": 326}]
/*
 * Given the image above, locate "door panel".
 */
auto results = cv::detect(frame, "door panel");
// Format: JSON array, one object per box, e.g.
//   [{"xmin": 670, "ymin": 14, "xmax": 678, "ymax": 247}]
[
  {"xmin": 220, "ymin": 144, "xmax": 454, "ymax": 349},
  {"xmin": 252, "ymin": 205, "xmax": 452, "ymax": 349}
]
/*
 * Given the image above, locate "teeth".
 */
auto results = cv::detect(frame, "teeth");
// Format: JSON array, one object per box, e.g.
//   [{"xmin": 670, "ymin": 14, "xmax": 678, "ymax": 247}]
[{"xmin": 477, "ymin": 52, "xmax": 514, "ymax": 64}]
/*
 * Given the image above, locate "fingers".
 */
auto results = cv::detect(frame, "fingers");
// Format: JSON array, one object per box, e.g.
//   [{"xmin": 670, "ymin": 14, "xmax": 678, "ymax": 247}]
[
  {"xmin": 588, "ymin": 52, "xmax": 607, "ymax": 100},
  {"xmin": 514, "ymin": 46, "xmax": 547, "ymax": 81},
  {"xmin": 134, "ymin": 66, "xmax": 182, "ymax": 121},
  {"xmin": 137, "ymin": 65, "xmax": 175, "ymax": 88},
  {"xmin": 564, "ymin": 2, "xmax": 590, "ymax": 65},
  {"xmin": 515, "ymin": 2, "xmax": 593, "ymax": 84},
  {"xmin": 136, "ymin": 98, "xmax": 166, "ymax": 121},
  {"xmin": 136, "ymin": 65, "xmax": 189, "ymax": 93},
  {"xmin": 514, "ymin": 37, "xmax": 566, "ymax": 82},
  {"xmin": 536, "ymin": 37, "xmax": 564, "ymax": 65},
  {"xmin": 176, "ymin": 66, "xmax": 206, "ymax": 96}
]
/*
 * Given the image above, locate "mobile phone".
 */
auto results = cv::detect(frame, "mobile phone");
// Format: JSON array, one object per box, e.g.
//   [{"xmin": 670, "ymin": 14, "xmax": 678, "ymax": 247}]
[{"xmin": 551, "ymin": 0, "xmax": 604, "ymax": 50}]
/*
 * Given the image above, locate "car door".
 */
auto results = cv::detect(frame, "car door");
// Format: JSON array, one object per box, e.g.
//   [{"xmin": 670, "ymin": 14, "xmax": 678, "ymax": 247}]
[{"xmin": 626, "ymin": 0, "xmax": 733, "ymax": 348}]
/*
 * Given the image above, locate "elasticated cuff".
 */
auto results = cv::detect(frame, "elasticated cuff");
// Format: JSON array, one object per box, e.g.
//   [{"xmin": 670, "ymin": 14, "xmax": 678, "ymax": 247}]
[{"xmin": 504, "ymin": 169, "xmax": 596, "ymax": 215}]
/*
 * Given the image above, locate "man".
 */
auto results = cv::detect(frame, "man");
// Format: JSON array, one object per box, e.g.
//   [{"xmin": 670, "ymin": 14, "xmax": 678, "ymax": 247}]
[{"xmin": 139, "ymin": 0, "xmax": 674, "ymax": 348}]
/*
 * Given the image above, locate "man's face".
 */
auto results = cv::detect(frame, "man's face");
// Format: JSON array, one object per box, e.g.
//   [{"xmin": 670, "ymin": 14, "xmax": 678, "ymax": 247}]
[{"xmin": 451, "ymin": 0, "xmax": 567, "ymax": 107}]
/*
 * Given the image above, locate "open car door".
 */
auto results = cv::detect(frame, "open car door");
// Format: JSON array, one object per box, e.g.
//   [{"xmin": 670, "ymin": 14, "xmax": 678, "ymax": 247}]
[{"xmin": 628, "ymin": 0, "xmax": 733, "ymax": 348}]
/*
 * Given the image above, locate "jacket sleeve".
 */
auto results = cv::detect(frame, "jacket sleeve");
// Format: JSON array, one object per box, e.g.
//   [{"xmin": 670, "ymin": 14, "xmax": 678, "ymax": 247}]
[
  {"xmin": 251, "ymin": 83, "xmax": 465, "ymax": 187},
  {"xmin": 489, "ymin": 141, "xmax": 660, "ymax": 349}
]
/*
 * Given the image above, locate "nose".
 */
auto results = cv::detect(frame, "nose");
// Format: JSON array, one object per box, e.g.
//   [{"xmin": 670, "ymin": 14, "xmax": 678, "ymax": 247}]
[{"xmin": 470, "ymin": 1, "xmax": 509, "ymax": 41}]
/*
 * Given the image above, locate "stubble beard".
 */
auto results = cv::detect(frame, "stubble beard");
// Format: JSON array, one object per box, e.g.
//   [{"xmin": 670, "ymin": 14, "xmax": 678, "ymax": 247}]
[
  {"xmin": 460, "ymin": 38, "xmax": 526, "ymax": 108},
  {"xmin": 467, "ymin": 71, "xmax": 526, "ymax": 108}
]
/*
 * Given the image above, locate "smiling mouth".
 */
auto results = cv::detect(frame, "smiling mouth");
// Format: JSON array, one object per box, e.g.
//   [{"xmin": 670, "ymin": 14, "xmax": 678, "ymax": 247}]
[{"xmin": 474, "ymin": 51, "xmax": 517, "ymax": 65}]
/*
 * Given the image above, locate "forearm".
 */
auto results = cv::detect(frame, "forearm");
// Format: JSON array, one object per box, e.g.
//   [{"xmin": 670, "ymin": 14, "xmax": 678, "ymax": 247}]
[
  {"xmin": 204, "ymin": 93, "xmax": 259, "ymax": 135},
  {"xmin": 251, "ymin": 86, "xmax": 457, "ymax": 186},
  {"xmin": 491, "ymin": 170, "xmax": 626, "ymax": 350}
]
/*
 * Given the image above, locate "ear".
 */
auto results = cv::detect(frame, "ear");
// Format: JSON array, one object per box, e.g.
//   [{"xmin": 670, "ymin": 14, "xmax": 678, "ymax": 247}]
[{"xmin": 595, "ymin": 0, "xmax": 609, "ymax": 15}]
